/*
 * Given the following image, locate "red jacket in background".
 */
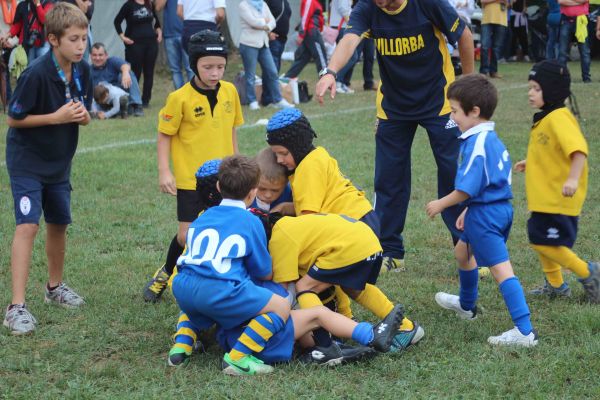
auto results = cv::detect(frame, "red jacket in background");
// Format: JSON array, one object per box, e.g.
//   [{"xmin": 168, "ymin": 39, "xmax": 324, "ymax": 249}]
[
  {"xmin": 299, "ymin": 0, "xmax": 324, "ymax": 39},
  {"xmin": 10, "ymin": 1, "xmax": 53, "ymax": 47}
]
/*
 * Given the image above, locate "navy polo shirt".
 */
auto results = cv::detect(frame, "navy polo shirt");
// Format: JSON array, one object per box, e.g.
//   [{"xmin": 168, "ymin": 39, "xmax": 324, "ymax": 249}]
[
  {"xmin": 163, "ymin": 0, "xmax": 183, "ymax": 38},
  {"xmin": 91, "ymin": 56, "xmax": 127, "ymax": 87},
  {"xmin": 6, "ymin": 51, "xmax": 93, "ymax": 183},
  {"xmin": 347, "ymin": 0, "xmax": 465, "ymax": 121}
]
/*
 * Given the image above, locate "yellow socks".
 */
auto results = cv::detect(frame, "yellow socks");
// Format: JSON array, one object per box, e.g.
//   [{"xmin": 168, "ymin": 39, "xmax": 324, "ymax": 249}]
[
  {"xmin": 172, "ymin": 312, "xmax": 199, "ymax": 355},
  {"xmin": 334, "ymin": 286, "xmax": 354, "ymax": 319},
  {"xmin": 531, "ymin": 245, "xmax": 590, "ymax": 283},
  {"xmin": 297, "ymin": 291, "xmax": 323, "ymax": 309},
  {"xmin": 355, "ymin": 284, "xmax": 394, "ymax": 319},
  {"xmin": 229, "ymin": 312, "xmax": 284, "ymax": 361}
]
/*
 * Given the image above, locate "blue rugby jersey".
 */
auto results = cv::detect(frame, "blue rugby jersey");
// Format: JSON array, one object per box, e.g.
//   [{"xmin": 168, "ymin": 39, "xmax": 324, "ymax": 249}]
[
  {"xmin": 347, "ymin": 0, "xmax": 465, "ymax": 120},
  {"xmin": 250, "ymin": 183, "xmax": 293, "ymax": 212},
  {"xmin": 177, "ymin": 199, "xmax": 272, "ymax": 283},
  {"xmin": 455, "ymin": 122, "xmax": 513, "ymax": 205}
]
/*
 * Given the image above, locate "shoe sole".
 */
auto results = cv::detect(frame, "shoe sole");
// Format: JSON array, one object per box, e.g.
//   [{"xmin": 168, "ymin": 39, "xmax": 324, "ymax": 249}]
[
  {"xmin": 434, "ymin": 293, "xmax": 476, "ymax": 320},
  {"xmin": 3, "ymin": 319, "xmax": 35, "ymax": 335},
  {"xmin": 488, "ymin": 338, "xmax": 538, "ymax": 348},
  {"xmin": 44, "ymin": 297, "xmax": 84, "ymax": 309},
  {"xmin": 222, "ymin": 365, "xmax": 274, "ymax": 375}
]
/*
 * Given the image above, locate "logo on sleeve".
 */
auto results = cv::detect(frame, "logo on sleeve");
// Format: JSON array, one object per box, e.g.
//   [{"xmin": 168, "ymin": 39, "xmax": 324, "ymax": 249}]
[
  {"xmin": 19, "ymin": 196, "xmax": 31, "ymax": 216},
  {"xmin": 161, "ymin": 113, "xmax": 173, "ymax": 122},
  {"xmin": 450, "ymin": 18, "xmax": 460, "ymax": 33}
]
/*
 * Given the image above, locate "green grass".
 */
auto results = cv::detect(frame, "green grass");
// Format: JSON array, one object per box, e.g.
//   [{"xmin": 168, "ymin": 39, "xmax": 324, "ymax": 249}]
[{"xmin": 1, "ymin": 59, "xmax": 599, "ymax": 399}]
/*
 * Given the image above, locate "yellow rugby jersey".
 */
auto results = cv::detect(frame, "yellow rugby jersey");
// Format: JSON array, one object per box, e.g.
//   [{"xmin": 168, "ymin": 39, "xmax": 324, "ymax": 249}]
[
  {"xmin": 290, "ymin": 147, "xmax": 373, "ymax": 218},
  {"xmin": 158, "ymin": 80, "xmax": 243, "ymax": 190},
  {"xmin": 526, "ymin": 108, "xmax": 588, "ymax": 216},
  {"xmin": 269, "ymin": 214, "xmax": 382, "ymax": 283},
  {"xmin": 482, "ymin": 3, "xmax": 508, "ymax": 27}
]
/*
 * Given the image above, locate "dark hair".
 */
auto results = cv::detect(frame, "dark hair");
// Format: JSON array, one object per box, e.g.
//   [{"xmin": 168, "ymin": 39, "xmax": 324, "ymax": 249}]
[
  {"xmin": 255, "ymin": 148, "xmax": 287, "ymax": 182},
  {"xmin": 129, "ymin": 0, "xmax": 152, "ymax": 11},
  {"xmin": 92, "ymin": 42, "xmax": 106, "ymax": 52},
  {"xmin": 218, "ymin": 155, "xmax": 260, "ymax": 200},
  {"xmin": 93, "ymin": 84, "xmax": 109, "ymax": 104},
  {"xmin": 447, "ymin": 74, "xmax": 498, "ymax": 120}
]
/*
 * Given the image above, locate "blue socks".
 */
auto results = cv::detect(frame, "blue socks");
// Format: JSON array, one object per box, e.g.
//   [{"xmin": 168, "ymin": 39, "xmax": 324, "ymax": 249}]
[
  {"xmin": 459, "ymin": 268, "xmax": 479, "ymax": 311},
  {"xmin": 500, "ymin": 277, "xmax": 533, "ymax": 335},
  {"xmin": 352, "ymin": 322, "xmax": 375, "ymax": 346}
]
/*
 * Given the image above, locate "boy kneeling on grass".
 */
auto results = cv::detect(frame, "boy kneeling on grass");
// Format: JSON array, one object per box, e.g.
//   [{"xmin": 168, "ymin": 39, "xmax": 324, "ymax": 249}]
[
  {"xmin": 426, "ymin": 74, "xmax": 538, "ymax": 347},
  {"xmin": 92, "ymin": 82, "xmax": 129, "ymax": 119}
]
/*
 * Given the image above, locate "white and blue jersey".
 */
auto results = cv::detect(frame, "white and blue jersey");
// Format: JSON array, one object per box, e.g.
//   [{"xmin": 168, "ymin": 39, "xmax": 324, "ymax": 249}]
[
  {"xmin": 455, "ymin": 122, "xmax": 513, "ymax": 205},
  {"xmin": 172, "ymin": 199, "xmax": 275, "ymax": 330},
  {"xmin": 456, "ymin": 122, "xmax": 513, "ymax": 267},
  {"xmin": 177, "ymin": 199, "xmax": 272, "ymax": 282}
]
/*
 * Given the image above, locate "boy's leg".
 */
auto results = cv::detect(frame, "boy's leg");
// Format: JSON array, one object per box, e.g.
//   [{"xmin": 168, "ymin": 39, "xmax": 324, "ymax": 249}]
[
  {"xmin": 46, "ymin": 223, "xmax": 67, "ymax": 288},
  {"xmin": 531, "ymin": 244, "xmax": 589, "ymax": 280},
  {"xmin": 168, "ymin": 312, "xmax": 203, "ymax": 367},
  {"xmin": 487, "ymin": 261, "xmax": 537, "ymax": 347},
  {"xmin": 223, "ymin": 294, "xmax": 290, "ymax": 375},
  {"xmin": 10, "ymin": 224, "xmax": 39, "ymax": 305}
]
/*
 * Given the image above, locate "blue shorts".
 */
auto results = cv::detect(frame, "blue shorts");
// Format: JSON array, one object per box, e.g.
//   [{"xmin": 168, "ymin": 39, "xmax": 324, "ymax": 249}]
[
  {"xmin": 9, "ymin": 175, "xmax": 72, "ymax": 225},
  {"xmin": 460, "ymin": 201, "xmax": 512, "ymax": 267},
  {"xmin": 527, "ymin": 212, "xmax": 578, "ymax": 248},
  {"xmin": 307, "ymin": 252, "xmax": 382, "ymax": 290},
  {"xmin": 172, "ymin": 269, "xmax": 274, "ymax": 330}
]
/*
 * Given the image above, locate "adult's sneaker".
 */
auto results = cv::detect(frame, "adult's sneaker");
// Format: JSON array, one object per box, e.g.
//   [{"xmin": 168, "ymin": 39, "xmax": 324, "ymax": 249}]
[
  {"xmin": 339, "ymin": 343, "xmax": 377, "ymax": 364},
  {"xmin": 371, "ymin": 304, "xmax": 404, "ymax": 352},
  {"xmin": 3, "ymin": 304, "xmax": 37, "ymax": 335},
  {"xmin": 249, "ymin": 101, "xmax": 260, "ymax": 110},
  {"xmin": 380, "ymin": 256, "xmax": 405, "ymax": 273},
  {"xmin": 434, "ymin": 292, "xmax": 477, "ymax": 320},
  {"xmin": 272, "ymin": 98, "xmax": 295, "ymax": 109},
  {"xmin": 336, "ymin": 81, "xmax": 349, "ymax": 94},
  {"xmin": 390, "ymin": 323, "xmax": 425, "ymax": 352},
  {"xmin": 133, "ymin": 105, "xmax": 144, "ymax": 117},
  {"xmin": 45, "ymin": 283, "xmax": 85, "ymax": 308},
  {"xmin": 579, "ymin": 262, "xmax": 600, "ymax": 303},
  {"xmin": 528, "ymin": 280, "xmax": 571, "ymax": 298},
  {"xmin": 222, "ymin": 353, "xmax": 274, "ymax": 375},
  {"xmin": 488, "ymin": 327, "xmax": 538, "ymax": 347},
  {"xmin": 143, "ymin": 265, "xmax": 171, "ymax": 303},
  {"xmin": 298, "ymin": 342, "xmax": 344, "ymax": 366}
]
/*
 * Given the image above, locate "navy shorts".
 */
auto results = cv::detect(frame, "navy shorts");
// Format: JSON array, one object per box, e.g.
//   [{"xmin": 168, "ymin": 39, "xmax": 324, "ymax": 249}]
[
  {"xmin": 10, "ymin": 175, "xmax": 72, "ymax": 225},
  {"xmin": 176, "ymin": 189, "xmax": 203, "ymax": 222},
  {"xmin": 460, "ymin": 202, "xmax": 512, "ymax": 267},
  {"xmin": 172, "ymin": 269, "xmax": 274, "ymax": 330},
  {"xmin": 360, "ymin": 209, "xmax": 381, "ymax": 238},
  {"xmin": 527, "ymin": 212, "xmax": 578, "ymax": 248},
  {"xmin": 307, "ymin": 252, "xmax": 382, "ymax": 290}
]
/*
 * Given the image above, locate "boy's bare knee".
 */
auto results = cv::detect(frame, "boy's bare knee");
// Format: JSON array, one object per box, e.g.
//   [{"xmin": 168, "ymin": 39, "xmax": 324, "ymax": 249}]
[
  {"xmin": 272, "ymin": 295, "xmax": 291, "ymax": 321},
  {"xmin": 15, "ymin": 224, "xmax": 39, "ymax": 239}
]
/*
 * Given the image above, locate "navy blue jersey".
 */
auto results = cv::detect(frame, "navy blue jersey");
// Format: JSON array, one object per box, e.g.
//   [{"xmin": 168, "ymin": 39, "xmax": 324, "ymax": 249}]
[
  {"xmin": 347, "ymin": 0, "xmax": 465, "ymax": 120},
  {"xmin": 177, "ymin": 199, "xmax": 272, "ymax": 283},
  {"xmin": 250, "ymin": 183, "xmax": 293, "ymax": 212},
  {"xmin": 455, "ymin": 122, "xmax": 513, "ymax": 205}
]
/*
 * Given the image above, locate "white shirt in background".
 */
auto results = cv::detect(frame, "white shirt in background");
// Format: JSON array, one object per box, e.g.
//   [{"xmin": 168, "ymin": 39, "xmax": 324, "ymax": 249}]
[{"xmin": 177, "ymin": 0, "xmax": 226, "ymax": 22}]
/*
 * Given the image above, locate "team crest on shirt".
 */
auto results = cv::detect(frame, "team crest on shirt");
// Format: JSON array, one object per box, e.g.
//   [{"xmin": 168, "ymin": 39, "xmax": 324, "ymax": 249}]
[
  {"xmin": 223, "ymin": 101, "xmax": 232, "ymax": 113},
  {"xmin": 536, "ymin": 131, "xmax": 549, "ymax": 145},
  {"xmin": 194, "ymin": 106, "xmax": 205, "ymax": 117},
  {"xmin": 161, "ymin": 113, "xmax": 173, "ymax": 122}
]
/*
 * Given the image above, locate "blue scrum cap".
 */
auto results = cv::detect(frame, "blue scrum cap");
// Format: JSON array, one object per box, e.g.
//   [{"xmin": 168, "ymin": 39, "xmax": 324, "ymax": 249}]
[{"xmin": 265, "ymin": 109, "xmax": 316, "ymax": 166}]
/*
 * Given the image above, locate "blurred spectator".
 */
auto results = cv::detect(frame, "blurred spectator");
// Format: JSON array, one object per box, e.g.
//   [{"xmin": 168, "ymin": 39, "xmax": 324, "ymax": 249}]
[
  {"xmin": 0, "ymin": 0, "xmax": 19, "ymax": 102},
  {"xmin": 284, "ymin": 0, "xmax": 327, "ymax": 79},
  {"xmin": 178, "ymin": 0, "xmax": 225, "ymax": 55},
  {"xmin": 330, "ymin": 0, "xmax": 354, "ymax": 93},
  {"xmin": 90, "ymin": 42, "xmax": 144, "ymax": 116},
  {"xmin": 114, "ymin": 0, "xmax": 162, "ymax": 107},
  {"xmin": 480, "ymin": 0, "xmax": 509, "ymax": 78},
  {"xmin": 155, "ymin": 0, "xmax": 193, "ymax": 89},
  {"xmin": 58, "ymin": 0, "xmax": 94, "ymax": 61},
  {"xmin": 260, "ymin": 0, "xmax": 291, "ymax": 106},
  {"xmin": 238, "ymin": 0, "xmax": 293, "ymax": 110},
  {"xmin": 558, "ymin": 0, "xmax": 591, "ymax": 82},
  {"xmin": 546, "ymin": 0, "xmax": 561, "ymax": 59},
  {"xmin": 7, "ymin": 0, "xmax": 53, "ymax": 63},
  {"xmin": 92, "ymin": 82, "xmax": 129, "ymax": 119},
  {"xmin": 449, "ymin": 0, "xmax": 476, "ymax": 25},
  {"xmin": 509, "ymin": 0, "xmax": 530, "ymax": 61}
]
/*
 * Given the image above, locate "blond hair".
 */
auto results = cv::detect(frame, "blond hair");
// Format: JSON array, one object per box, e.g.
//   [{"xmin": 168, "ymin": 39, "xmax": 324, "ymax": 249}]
[
  {"xmin": 255, "ymin": 148, "xmax": 287, "ymax": 182},
  {"xmin": 45, "ymin": 2, "xmax": 88, "ymax": 42}
]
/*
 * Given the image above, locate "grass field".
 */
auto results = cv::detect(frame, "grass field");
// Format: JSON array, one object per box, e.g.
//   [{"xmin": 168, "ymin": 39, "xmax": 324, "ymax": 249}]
[{"xmin": 1, "ymin": 58, "xmax": 599, "ymax": 399}]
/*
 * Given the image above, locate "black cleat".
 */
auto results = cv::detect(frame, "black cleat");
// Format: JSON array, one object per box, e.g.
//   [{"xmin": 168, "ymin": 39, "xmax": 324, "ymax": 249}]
[
  {"xmin": 371, "ymin": 304, "xmax": 404, "ymax": 352},
  {"xmin": 298, "ymin": 342, "xmax": 343, "ymax": 366}
]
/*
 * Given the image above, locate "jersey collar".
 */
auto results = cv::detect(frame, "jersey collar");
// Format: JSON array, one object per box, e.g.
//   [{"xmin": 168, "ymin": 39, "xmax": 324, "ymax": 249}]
[
  {"xmin": 382, "ymin": 0, "xmax": 409, "ymax": 15},
  {"xmin": 459, "ymin": 121, "xmax": 495, "ymax": 140},
  {"xmin": 220, "ymin": 199, "xmax": 247, "ymax": 209}
]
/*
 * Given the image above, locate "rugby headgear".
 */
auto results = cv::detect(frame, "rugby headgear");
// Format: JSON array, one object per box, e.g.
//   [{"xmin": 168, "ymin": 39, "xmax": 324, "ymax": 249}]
[
  {"xmin": 266, "ymin": 109, "xmax": 317, "ymax": 167},
  {"xmin": 195, "ymin": 159, "xmax": 222, "ymax": 208},
  {"xmin": 188, "ymin": 30, "xmax": 228, "ymax": 77},
  {"xmin": 528, "ymin": 60, "xmax": 571, "ymax": 109}
]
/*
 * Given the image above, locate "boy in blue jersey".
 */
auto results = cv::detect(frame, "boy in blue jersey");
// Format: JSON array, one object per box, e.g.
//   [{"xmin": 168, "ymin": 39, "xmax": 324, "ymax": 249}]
[
  {"xmin": 316, "ymin": 0, "xmax": 474, "ymax": 272},
  {"xmin": 426, "ymin": 74, "xmax": 538, "ymax": 347},
  {"xmin": 171, "ymin": 155, "xmax": 291, "ymax": 375},
  {"xmin": 251, "ymin": 147, "xmax": 294, "ymax": 215}
]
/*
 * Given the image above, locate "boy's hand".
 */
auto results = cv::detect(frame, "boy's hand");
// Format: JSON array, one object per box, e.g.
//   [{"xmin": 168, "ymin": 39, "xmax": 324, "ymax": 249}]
[
  {"xmin": 425, "ymin": 200, "xmax": 444, "ymax": 218},
  {"xmin": 562, "ymin": 178, "xmax": 578, "ymax": 197},
  {"xmin": 97, "ymin": 111, "xmax": 106, "ymax": 120},
  {"xmin": 159, "ymin": 170, "xmax": 177, "ymax": 196},
  {"xmin": 53, "ymin": 101, "xmax": 88, "ymax": 124},
  {"xmin": 513, "ymin": 160, "xmax": 526, "ymax": 172},
  {"xmin": 456, "ymin": 207, "xmax": 468, "ymax": 231},
  {"xmin": 270, "ymin": 202, "xmax": 295, "ymax": 216}
]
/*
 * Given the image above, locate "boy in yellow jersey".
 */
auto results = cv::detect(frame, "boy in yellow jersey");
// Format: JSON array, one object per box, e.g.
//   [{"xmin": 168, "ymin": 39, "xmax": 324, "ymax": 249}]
[
  {"xmin": 263, "ymin": 212, "xmax": 424, "ymax": 362},
  {"xmin": 143, "ymin": 30, "xmax": 243, "ymax": 302},
  {"xmin": 515, "ymin": 60, "xmax": 599, "ymax": 303}
]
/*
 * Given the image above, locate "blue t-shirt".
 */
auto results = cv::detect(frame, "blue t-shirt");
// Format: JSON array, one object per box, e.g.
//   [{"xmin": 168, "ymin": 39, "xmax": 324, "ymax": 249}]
[
  {"xmin": 163, "ymin": 0, "xmax": 183, "ymax": 38},
  {"xmin": 347, "ymin": 0, "xmax": 465, "ymax": 121},
  {"xmin": 91, "ymin": 57, "xmax": 127, "ymax": 87},
  {"xmin": 250, "ymin": 183, "xmax": 293, "ymax": 212},
  {"xmin": 177, "ymin": 199, "xmax": 272, "ymax": 283},
  {"xmin": 455, "ymin": 122, "xmax": 513, "ymax": 205},
  {"xmin": 6, "ymin": 51, "xmax": 93, "ymax": 183}
]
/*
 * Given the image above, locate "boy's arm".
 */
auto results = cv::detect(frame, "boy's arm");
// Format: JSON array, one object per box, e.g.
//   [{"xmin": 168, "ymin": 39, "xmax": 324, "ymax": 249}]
[
  {"xmin": 103, "ymin": 95, "xmax": 120, "ymax": 119},
  {"xmin": 7, "ymin": 101, "xmax": 88, "ymax": 128},
  {"xmin": 563, "ymin": 151, "xmax": 586, "ymax": 197},
  {"xmin": 426, "ymin": 190, "xmax": 469, "ymax": 218},
  {"xmin": 232, "ymin": 127, "xmax": 239, "ymax": 154},
  {"xmin": 514, "ymin": 159, "xmax": 526, "ymax": 172},
  {"xmin": 157, "ymin": 132, "xmax": 177, "ymax": 195}
]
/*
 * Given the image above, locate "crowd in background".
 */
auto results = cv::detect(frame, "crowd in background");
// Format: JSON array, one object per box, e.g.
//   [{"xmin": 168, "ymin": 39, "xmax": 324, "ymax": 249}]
[{"xmin": 0, "ymin": 0, "xmax": 599, "ymax": 115}]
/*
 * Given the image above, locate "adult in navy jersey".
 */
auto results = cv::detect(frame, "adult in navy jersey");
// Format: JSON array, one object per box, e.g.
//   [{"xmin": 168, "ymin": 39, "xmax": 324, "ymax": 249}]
[{"xmin": 316, "ymin": 0, "xmax": 474, "ymax": 270}]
